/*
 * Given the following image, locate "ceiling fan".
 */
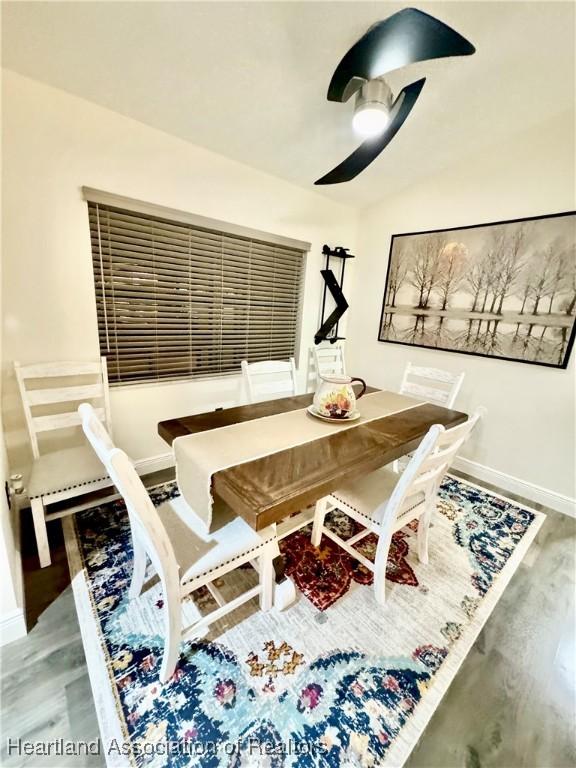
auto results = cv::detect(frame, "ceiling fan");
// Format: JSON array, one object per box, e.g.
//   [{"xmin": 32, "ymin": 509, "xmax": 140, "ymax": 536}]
[{"xmin": 315, "ymin": 8, "xmax": 475, "ymax": 185}]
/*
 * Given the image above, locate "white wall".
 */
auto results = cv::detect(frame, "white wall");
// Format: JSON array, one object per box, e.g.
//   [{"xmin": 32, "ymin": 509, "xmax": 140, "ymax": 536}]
[
  {"xmin": 1, "ymin": 70, "xmax": 358, "ymax": 470},
  {"xmin": 347, "ymin": 111, "xmax": 576, "ymax": 512},
  {"xmin": 0, "ymin": 143, "xmax": 25, "ymax": 642},
  {"xmin": 0, "ymin": 425, "xmax": 26, "ymax": 645}
]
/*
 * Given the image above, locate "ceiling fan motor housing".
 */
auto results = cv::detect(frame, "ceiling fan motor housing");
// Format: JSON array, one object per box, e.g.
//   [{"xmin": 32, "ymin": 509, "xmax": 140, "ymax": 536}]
[{"xmin": 355, "ymin": 77, "xmax": 394, "ymax": 115}]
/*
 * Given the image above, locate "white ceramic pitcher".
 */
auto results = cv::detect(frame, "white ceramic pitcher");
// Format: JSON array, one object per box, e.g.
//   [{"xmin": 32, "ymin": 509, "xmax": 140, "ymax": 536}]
[{"xmin": 313, "ymin": 374, "xmax": 367, "ymax": 419}]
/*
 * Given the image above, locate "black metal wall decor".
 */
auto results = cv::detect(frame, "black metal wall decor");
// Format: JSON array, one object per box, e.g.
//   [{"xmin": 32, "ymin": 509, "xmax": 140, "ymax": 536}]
[{"xmin": 314, "ymin": 244, "xmax": 355, "ymax": 344}]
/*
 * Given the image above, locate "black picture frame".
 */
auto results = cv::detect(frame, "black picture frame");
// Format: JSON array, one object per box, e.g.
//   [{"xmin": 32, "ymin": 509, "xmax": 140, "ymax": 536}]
[{"xmin": 377, "ymin": 210, "xmax": 576, "ymax": 369}]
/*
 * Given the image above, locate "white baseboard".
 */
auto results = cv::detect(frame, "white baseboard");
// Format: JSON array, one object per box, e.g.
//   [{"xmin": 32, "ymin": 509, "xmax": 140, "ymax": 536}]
[
  {"xmin": 0, "ymin": 608, "xmax": 27, "ymax": 647},
  {"xmin": 453, "ymin": 457, "xmax": 576, "ymax": 517},
  {"xmin": 134, "ymin": 452, "xmax": 174, "ymax": 476}
]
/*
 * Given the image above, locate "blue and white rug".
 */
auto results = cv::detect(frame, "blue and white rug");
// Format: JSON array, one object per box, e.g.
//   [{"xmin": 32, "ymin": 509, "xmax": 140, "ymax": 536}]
[{"xmin": 64, "ymin": 475, "xmax": 544, "ymax": 768}]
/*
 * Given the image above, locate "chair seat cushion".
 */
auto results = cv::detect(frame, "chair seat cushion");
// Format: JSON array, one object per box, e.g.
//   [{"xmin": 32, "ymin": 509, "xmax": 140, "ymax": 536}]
[
  {"xmin": 28, "ymin": 446, "xmax": 110, "ymax": 499},
  {"xmin": 330, "ymin": 466, "xmax": 425, "ymax": 526},
  {"xmin": 157, "ymin": 494, "xmax": 276, "ymax": 583}
]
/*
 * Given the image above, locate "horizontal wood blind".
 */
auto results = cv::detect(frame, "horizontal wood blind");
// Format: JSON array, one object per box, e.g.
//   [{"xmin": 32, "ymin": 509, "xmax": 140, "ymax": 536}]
[{"xmin": 88, "ymin": 202, "xmax": 305, "ymax": 384}]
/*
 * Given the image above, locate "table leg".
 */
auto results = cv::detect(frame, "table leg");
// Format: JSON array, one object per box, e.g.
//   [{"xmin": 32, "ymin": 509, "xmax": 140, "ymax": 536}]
[
  {"xmin": 272, "ymin": 554, "xmax": 296, "ymax": 611},
  {"xmin": 273, "ymin": 554, "xmax": 285, "ymax": 582}
]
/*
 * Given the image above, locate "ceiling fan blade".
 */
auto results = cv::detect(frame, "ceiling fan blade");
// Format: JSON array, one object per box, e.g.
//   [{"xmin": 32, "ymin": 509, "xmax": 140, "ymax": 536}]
[
  {"xmin": 328, "ymin": 8, "xmax": 474, "ymax": 102},
  {"xmin": 315, "ymin": 78, "xmax": 425, "ymax": 185}
]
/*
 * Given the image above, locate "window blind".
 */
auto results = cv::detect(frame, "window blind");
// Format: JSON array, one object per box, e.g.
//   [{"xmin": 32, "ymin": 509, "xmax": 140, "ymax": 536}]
[{"xmin": 88, "ymin": 201, "xmax": 305, "ymax": 385}]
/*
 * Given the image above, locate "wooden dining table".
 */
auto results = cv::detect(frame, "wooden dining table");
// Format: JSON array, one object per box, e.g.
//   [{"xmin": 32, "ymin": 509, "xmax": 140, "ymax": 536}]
[{"xmin": 158, "ymin": 386, "xmax": 468, "ymax": 531}]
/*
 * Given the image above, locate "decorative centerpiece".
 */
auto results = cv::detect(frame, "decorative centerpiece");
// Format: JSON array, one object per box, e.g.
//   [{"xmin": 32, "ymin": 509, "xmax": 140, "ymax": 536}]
[{"xmin": 311, "ymin": 374, "xmax": 366, "ymax": 421}]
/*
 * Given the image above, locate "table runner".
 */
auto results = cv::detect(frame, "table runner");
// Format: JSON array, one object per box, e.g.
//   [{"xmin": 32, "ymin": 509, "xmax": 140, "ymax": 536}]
[{"xmin": 173, "ymin": 390, "xmax": 424, "ymax": 530}]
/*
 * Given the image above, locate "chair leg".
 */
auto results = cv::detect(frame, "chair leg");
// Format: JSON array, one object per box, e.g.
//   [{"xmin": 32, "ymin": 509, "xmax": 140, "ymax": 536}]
[
  {"xmin": 129, "ymin": 534, "xmax": 147, "ymax": 599},
  {"xmin": 159, "ymin": 581, "xmax": 182, "ymax": 685},
  {"xmin": 259, "ymin": 545, "xmax": 275, "ymax": 612},
  {"xmin": 417, "ymin": 505, "xmax": 434, "ymax": 565},
  {"xmin": 373, "ymin": 527, "xmax": 394, "ymax": 607},
  {"xmin": 311, "ymin": 497, "xmax": 328, "ymax": 547},
  {"xmin": 31, "ymin": 498, "xmax": 51, "ymax": 568},
  {"xmin": 374, "ymin": 571, "xmax": 387, "ymax": 606}
]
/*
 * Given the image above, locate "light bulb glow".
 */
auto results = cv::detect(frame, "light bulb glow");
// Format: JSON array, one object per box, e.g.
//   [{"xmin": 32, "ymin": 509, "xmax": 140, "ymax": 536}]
[{"xmin": 352, "ymin": 105, "xmax": 390, "ymax": 137}]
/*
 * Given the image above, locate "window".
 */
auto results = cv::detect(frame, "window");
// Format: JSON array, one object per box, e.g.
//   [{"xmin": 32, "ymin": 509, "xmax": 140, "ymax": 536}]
[{"xmin": 85, "ymin": 190, "xmax": 308, "ymax": 385}]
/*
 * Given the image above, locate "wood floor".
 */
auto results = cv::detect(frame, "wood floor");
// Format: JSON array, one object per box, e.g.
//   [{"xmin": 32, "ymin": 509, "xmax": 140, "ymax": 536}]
[{"xmin": 1, "ymin": 471, "xmax": 575, "ymax": 767}]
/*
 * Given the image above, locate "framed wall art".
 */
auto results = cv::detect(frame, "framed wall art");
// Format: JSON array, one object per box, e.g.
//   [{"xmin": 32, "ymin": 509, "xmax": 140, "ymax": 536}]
[{"xmin": 378, "ymin": 211, "xmax": 576, "ymax": 368}]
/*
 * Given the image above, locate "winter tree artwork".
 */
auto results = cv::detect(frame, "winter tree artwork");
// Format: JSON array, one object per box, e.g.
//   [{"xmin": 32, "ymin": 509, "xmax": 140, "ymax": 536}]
[{"xmin": 378, "ymin": 212, "xmax": 576, "ymax": 368}]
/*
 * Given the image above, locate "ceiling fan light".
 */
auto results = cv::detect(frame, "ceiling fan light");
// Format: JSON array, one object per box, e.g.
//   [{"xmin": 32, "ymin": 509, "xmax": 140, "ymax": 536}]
[
  {"xmin": 352, "ymin": 104, "xmax": 390, "ymax": 137},
  {"xmin": 352, "ymin": 77, "xmax": 393, "ymax": 138}
]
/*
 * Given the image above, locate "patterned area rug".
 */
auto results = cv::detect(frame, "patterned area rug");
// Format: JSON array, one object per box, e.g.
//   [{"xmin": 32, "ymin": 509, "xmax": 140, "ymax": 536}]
[
  {"xmin": 280, "ymin": 515, "xmax": 419, "ymax": 612},
  {"xmin": 64, "ymin": 475, "xmax": 544, "ymax": 768}
]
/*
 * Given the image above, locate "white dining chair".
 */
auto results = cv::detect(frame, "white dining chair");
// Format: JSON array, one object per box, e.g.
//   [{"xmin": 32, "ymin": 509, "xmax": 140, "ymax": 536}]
[
  {"xmin": 399, "ymin": 362, "xmax": 465, "ymax": 408},
  {"xmin": 393, "ymin": 362, "xmax": 466, "ymax": 473},
  {"xmin": 14, "ymin": 358, "xmax": 114, "ymax": 567},
  {"xmin": 311, "ymin": 408, "xmax": 484, "ymax": 606},
  {"xmin": 79, "ymin": 403, "xmax": 280, "ymax": 683},
  {"xmin": 241, "ymin": 358, "xmax": 297, "ymax": 403},
  {"xmin": 307, "ymin": 343, "xmax": 346, "ymax": 391}
]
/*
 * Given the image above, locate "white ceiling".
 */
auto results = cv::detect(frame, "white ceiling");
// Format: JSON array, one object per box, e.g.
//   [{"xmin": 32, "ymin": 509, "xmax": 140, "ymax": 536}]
[{"xmin": 2, "ymin": 1, "xmax": 575, "ymax": 209}]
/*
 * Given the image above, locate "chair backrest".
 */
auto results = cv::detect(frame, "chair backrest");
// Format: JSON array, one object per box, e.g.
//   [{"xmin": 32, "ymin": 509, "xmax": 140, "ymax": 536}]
[
  {"xmin": 372, "ymin": 408, "xmax": 484, "ymax": 584},
  {"xmin": 15, "ymin": 358, "xmax": 112, "ymax": 459},
  {"xmin": 78, "ymin": 402, "xmax": 115, "ymax": 465},
  {"xmin": 241, "ymin": 358, "xmax": 297, "ymax": 403},
  {"xmin": 399, "ymin": 362, "xmax": 465, "ymax": 408},
  {"xmin": 109, "ymin": 449, "xmax": 180, "ymax": 594},
  {"xmin": 79, "ymin": 403, "xmax": 180, "ymax": 593},
  {"xmin": 388, "ymin": 408, "xmax": 485, "ymax": 522},
  {"xmin": 312, "ymin": 344, "xmax": 346, "ymax": 385}
]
